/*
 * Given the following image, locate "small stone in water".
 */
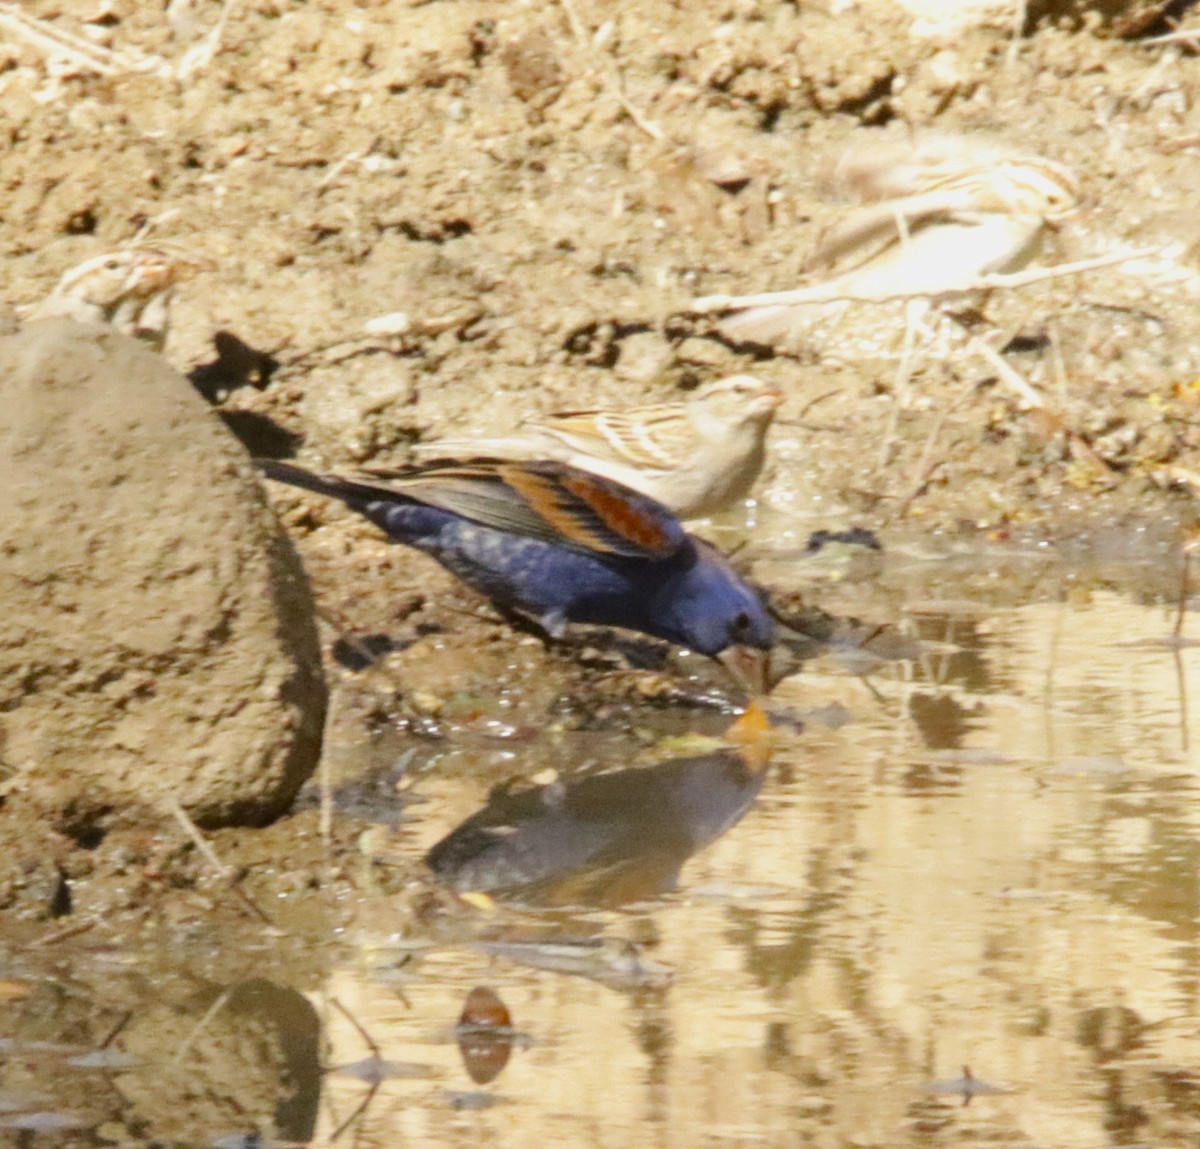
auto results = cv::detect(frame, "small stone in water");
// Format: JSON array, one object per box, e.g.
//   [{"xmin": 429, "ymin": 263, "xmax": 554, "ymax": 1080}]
[
  {"xmin": 67, "ymin": 1048, "xmax": 139, "ymax": 1069},
  {"xmin": 333, "ymin": 1056, "xmax": 434, "ymax": 1084},
  {"xmin": 0, "ymin": 1112, "xmax": 84, "ymax": 1131}
]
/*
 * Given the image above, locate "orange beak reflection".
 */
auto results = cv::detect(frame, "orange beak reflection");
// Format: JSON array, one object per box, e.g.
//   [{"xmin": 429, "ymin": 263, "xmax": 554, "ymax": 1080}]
[{"xmin": 724, "ymin": 698, "xmax": 775, "ymax": 775}]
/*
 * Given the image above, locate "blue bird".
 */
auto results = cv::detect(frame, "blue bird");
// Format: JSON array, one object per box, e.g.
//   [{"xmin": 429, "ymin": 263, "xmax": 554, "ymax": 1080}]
[{"xmin": 257, "ymin": 457, "xmax": 775, "ymax": 690}]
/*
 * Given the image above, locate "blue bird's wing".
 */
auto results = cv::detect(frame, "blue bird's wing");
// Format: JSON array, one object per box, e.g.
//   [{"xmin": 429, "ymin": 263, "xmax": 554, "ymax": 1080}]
[{"xmin": 360, "ymin": 458, "xmax": 686, "ymax": 560}]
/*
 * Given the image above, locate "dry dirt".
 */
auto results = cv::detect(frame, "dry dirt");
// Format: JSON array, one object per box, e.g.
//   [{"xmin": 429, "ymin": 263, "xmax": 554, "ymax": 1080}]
[{"xmin": 1, "ymin": 0, "xmax": 1199, "ymax": 924}]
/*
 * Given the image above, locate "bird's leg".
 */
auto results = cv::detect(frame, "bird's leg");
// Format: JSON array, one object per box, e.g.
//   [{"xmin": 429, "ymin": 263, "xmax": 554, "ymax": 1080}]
[
  {"xmin": 539, "ymin": 608, "xmax": 568, "ymax": 640},
  {"xmin": 472, "ymin": 599, "xmax": 566, "ymax": 647}
]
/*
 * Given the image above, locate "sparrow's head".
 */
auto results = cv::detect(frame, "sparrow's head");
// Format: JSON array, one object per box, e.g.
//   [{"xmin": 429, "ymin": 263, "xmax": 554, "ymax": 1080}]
[
  {"xmin": 992, "ymin": 158, "xmax": 1080, "ymax": 223},
  {"xmin": 693, "ymin": 374, "xmax": 783, "ymax": 431},
  {"xmin": 48, "ymin": 247, "xmax": 210, "ymax": 316}
]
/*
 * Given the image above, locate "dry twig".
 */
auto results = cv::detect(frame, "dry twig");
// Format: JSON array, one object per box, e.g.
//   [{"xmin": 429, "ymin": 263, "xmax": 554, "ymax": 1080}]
[
  {"xmin": 0, "ymin": 2, "xmax": 159, "ymax": 75},
  {"xmin": 1140, "ymin": 26, "xmax": 1200, "ymax": 45},
  {"xmin": 167, "ymin": 798, "xmax": 272, "ymax": 924},
  {"xmin": 556, "ymin": 0, "xmax": 663, "ymax": 140},
  {"xmin": 969, "ymin": 338, "xmax": 1045, "ymax": 408}
]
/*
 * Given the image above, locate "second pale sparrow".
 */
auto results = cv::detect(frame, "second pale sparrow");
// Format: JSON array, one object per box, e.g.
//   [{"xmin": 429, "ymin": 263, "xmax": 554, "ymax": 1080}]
[
  {"xmin": 413, "ymin": 374, "xmax": 782, "ymax": 520},
  {"xmin": 703, "ymin": 134, "xmax": 1080, "ymax": 345},
  {"xmin": 20, "ymin": 247, "xmax": 207, "ymax": 352}
]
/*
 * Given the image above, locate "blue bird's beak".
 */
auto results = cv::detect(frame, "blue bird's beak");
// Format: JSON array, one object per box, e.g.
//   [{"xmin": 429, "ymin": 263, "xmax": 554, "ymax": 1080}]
[{"xmin": 717, "ymin": 645, "xmax": 771, "ymax": 698}]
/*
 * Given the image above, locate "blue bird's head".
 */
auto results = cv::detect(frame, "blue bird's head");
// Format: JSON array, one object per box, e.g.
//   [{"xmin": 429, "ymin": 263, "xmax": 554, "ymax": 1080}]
[{"xmin": 658, "ymin": 541, "xmax": 776, "ymax": 691}]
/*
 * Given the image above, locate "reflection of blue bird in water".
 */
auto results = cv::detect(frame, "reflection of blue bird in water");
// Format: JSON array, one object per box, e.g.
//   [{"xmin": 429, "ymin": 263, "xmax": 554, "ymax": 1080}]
[
  {"xmin": 257, "ymin": 458, "xmax": 774, "ymax": 686},
  {"xmin": 426, "ymin": 706, "xmax": 774, "ymax": 907}
]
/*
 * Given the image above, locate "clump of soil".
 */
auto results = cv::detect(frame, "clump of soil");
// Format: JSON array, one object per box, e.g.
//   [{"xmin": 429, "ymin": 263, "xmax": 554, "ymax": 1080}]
[{"xmin": 0, "ymin": 319, "xmax": 326, "ymax": 838}]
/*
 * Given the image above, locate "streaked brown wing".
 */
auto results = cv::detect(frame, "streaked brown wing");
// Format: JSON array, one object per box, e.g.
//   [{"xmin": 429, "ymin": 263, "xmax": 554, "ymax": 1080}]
[{"xmin": 541, "ymin": 407, "xmax": 683, "ymax": 469}]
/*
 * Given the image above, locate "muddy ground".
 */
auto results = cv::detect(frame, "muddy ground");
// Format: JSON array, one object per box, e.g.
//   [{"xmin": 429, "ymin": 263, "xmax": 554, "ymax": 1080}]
[{"xmin": 1, "ymin": 0, "xmax": 1199, "ymax": 937}]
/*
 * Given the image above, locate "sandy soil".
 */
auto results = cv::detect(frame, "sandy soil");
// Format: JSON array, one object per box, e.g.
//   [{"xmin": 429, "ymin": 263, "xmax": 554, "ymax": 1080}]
[{"xmin": 2, "ymin": 0, "xmax": 1199, "ymax": 920}]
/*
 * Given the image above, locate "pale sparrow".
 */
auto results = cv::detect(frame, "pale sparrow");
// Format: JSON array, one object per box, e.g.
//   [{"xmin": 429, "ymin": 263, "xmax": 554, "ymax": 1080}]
[
  {"xmin": 702, "ymin": 135, "xmax": 1080, "ymax": 345},
  {"xmin": 20, "ymin": 247, "xmax": 206, "ymax": 352},
  {"xmin": 414, "ymin": 374, "xmax": 782, "ymax": 519}
]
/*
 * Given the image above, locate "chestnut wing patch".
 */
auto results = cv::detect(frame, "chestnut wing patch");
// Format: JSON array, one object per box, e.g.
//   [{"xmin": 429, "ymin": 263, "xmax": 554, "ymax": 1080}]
[{"xmin": 378, "ymin": 459, "xmax": 685, "ymax": 560}]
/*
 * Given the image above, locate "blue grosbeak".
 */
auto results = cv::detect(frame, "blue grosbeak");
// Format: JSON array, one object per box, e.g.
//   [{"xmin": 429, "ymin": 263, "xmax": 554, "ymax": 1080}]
[{"xmin": 257, "ymin": 457, "xmax": 775, "ymax": 688}]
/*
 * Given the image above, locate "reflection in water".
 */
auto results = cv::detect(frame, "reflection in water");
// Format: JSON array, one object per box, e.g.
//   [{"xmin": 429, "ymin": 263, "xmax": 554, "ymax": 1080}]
[
  {"xmin": 303, "ymin": 589, "xmax": 1197, "ymax": 1148},
  {"xmin": 238, "ymin": 981, "xmax": 323, "ymax": 1145},
  {"xmin": 924, "ymin": 1065, "xmax": 1013, "ymax": 1105},
  {"xmin": 132, "ymin": 979, "xmax": 322, "ymax": 1146},
  {"xmin": 0, "ymin": 976, "xmax": 321, "ymax": 1146},
  {"xmin": 426, "ymin": 706, "xmax": 773, "ymax": 907},
  {"xmin": 456, "ymin": 987, "xmax": 516, "ymax": 1084},
  {"xmin": 9, "ymin": 580, "xmax": 1200, "ymax": 1147},
  {"xmin": 474, "ymin": 937, "xmax": 673, "ymax": 990}
]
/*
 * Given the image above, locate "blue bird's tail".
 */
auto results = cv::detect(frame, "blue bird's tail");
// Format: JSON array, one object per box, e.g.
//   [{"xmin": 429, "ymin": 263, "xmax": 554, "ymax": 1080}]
[{"xmin": 254, "ymin": 458, "xmax": 405, "ymax": 513}]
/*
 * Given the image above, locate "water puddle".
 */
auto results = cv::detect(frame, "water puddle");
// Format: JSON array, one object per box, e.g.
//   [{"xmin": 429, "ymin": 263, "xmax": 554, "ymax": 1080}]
[{"xmin": 4, "ymin": 541, "xmax": 1199, "ymax": 1146}]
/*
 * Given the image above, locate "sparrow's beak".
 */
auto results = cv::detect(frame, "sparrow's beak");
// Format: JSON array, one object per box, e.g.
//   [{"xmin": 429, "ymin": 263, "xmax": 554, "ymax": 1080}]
[
  {"xmin": 132, "ymin": 263, "xmax": 175, "ymax": 293},
  {"xmin": 717, "ymin": 645, "xmax": 772, "ymax": 697},
  {"xmin": 165, "ymin": 252, "xmax": 218, "ymax": 284},
  {"xmin": 754, "ymin": 387, "xmax": 784, "ymax": 416}
]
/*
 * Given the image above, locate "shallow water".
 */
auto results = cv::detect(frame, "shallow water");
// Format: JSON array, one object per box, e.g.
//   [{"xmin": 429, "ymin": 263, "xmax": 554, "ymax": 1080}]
[{"xmin": 5, "ymin": 543, "xmax": 1200, "ymax": 1147}]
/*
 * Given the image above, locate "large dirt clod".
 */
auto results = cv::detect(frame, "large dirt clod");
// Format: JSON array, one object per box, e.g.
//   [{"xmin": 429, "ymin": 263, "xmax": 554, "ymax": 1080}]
[{"xmin": 0, "ymin": 318, "xmax": 326, "ymax": 836}]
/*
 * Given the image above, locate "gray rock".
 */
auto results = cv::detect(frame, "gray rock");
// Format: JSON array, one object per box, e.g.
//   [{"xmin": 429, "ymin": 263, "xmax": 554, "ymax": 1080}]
[{"xmin": 0, "ymin": 319, "xmax": 326, "ymax": 834}]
